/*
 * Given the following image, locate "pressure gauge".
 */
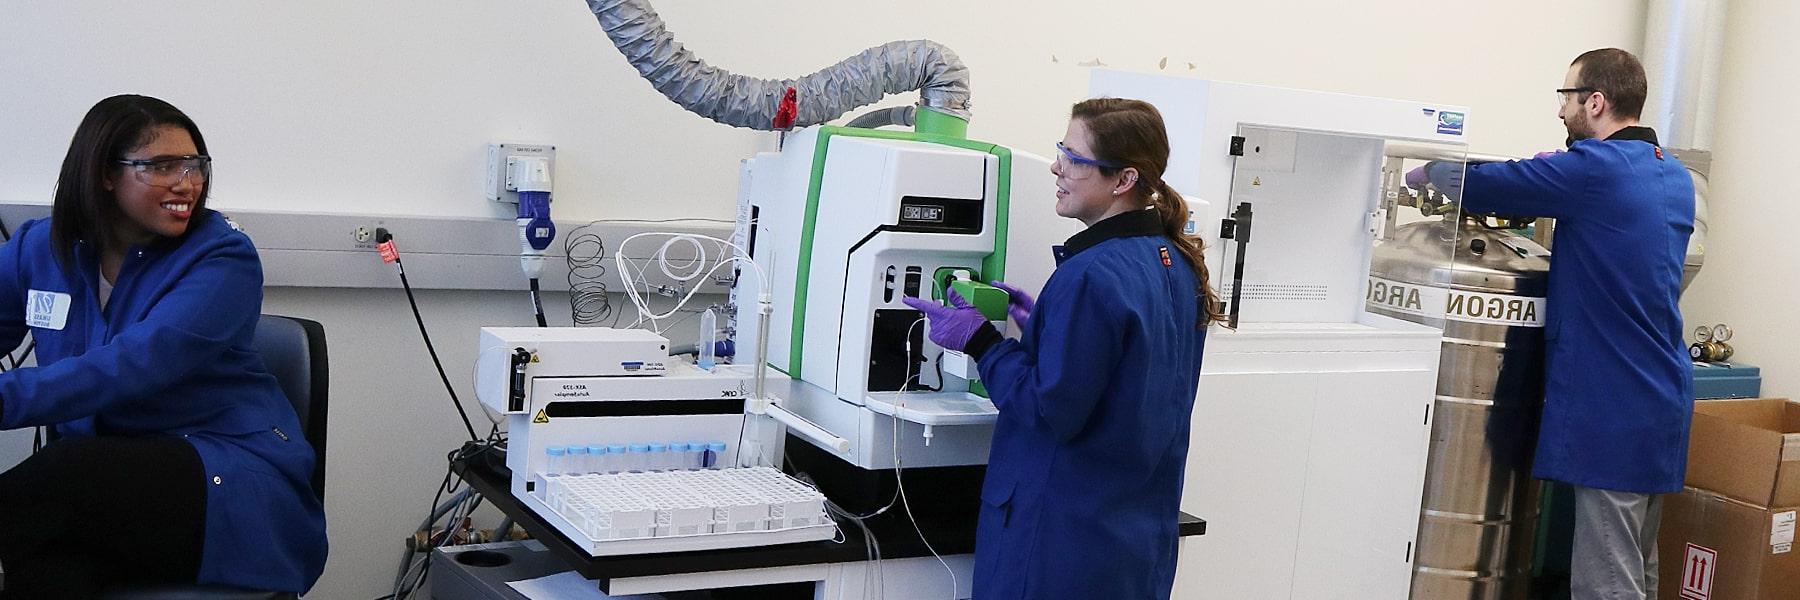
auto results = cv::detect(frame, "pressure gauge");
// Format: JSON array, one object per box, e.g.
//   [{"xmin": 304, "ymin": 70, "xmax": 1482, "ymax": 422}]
[
  {"xmin": 1712, "ymin": 324, "xmax": 1733, "ymax": 342},
  {"xmin": 1694, "ymin": 326, "xmax": 1712, "ymax": 343}
]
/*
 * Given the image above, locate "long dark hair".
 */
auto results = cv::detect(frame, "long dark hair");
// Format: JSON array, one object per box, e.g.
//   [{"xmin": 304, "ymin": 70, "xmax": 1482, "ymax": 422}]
[
  {"xmin": 1070, "ymin": 98, "xmax": 1222, "ymax": 325},
  {"xmin": 50, "ymin": 94, "xmax": 210, "ymax": 266}
]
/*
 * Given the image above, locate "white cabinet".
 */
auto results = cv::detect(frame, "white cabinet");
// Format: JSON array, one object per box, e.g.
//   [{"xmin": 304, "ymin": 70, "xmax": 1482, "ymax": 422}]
[{"xmin": 1174, "ymin": 323, "xmax": 1439, "ymax": 599}]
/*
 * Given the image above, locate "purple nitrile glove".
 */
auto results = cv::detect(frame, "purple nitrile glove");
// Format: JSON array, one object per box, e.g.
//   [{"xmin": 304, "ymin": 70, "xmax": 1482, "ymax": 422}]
[
  {"xmin": 1533, "ymin": 150, "xmax": 1564, "ymax": 160},
  {"xmin": 901, "ymin": 289, "xmax": 990, "ymax": 353},
  {"xmin": 1404, "ymin": 165, "xmax": 1430, "ymax": 188},
  {"xmin": 989, "ymin": 280, "xmax": 1035, "ymax": 326},
  {"xmin": 1407, "ymin": 161, "xmax": 1466, "ymax": 202}
]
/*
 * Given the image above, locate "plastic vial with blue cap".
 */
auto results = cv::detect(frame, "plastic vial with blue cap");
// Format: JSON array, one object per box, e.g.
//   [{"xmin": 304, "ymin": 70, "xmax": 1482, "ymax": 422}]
[
  {"xmin": 566, "ymin": 444, "xmax": 589, "ymax": 474},
  {"xmin": 545, "ymin": 446, "xmax": 567, "ymax": 475},
  {"xmin": 681, "ymin": 442, "xmax": 701, "ymax": 470},
  {"xmin": 647, "ymin": 443, "xmax": 669, "ymax": 471},
  {"xmin": 688, "ymin": 441, "xmax": 708, "ymax": 469},
  {"xmin": 669, "ymin": 443, "xmax": 690, "ymax": 470},
  {"xmin": 587, "ymin": 444, "xmax": 607, "ymax": 474},
  {"xmin": 607, "ymin": 444, "xmax": 627, "ymax": 473},
  {"xmin": 628, "ymin": 443, "xmax": 651, "ymax": 472},
  {"xmin": 698, "ymin": 308, "xmax": 718, "ymax": 370},
  {"xmin": 704, "ymin": 442, "xmax": 727, "ymax": 469}
]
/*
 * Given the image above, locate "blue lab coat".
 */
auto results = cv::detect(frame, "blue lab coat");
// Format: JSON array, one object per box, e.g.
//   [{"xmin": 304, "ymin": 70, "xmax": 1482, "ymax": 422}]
[
  {"xmin": 1454, "ymin": 127, "xmax": 1694, "ymax": 494},
  {"xmin": 970, "ymin": 208, "xmax": 1206, "ymax": 600},
  {"xmin": 0, "ymin": 211, "xmax": 328, "ymax": 592}
]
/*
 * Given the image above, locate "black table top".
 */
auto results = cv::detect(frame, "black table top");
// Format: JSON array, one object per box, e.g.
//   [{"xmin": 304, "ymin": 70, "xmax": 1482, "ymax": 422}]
[{"xmin": 452, "ymin": 448, "xmax": 1205, "ymax": 583}]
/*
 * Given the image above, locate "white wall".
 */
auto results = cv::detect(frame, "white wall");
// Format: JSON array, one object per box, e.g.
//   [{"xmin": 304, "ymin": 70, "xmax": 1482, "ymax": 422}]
[
  {"xmin": 0, "ymin": 1, "xmax": 1649, "ymax": 598},
  {"xmin": 1679, "ymin": 0, "xmax": 1798, "ymax": 397},
  {"xmin": 1, "ymin": 1, "xmax": 1646, "ymax": 221}
]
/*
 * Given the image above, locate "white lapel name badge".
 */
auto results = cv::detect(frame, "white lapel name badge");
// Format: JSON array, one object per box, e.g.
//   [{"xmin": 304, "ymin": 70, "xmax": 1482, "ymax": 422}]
[{"xmin": 26, "ymin": 289, "xmax": 71, "ymax": 330}]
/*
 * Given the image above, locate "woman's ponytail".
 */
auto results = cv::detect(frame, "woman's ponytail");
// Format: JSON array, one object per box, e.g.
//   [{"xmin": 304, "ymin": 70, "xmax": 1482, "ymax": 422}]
[{"xmin": 1148, "ymin": 181, "xmax": 1222, "ymax": 326}]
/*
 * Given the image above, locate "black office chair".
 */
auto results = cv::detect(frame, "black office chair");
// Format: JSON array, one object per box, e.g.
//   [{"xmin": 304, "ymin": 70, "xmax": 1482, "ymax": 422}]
[{"xmin": 102, "ymin": 315, "xmax": 329, "ymax": 600}]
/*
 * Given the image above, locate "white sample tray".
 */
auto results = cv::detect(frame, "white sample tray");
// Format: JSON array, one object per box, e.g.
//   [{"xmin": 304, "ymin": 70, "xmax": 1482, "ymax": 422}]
[
  {"xmin": 863, "ymin": 391, "xmax": 998, "ymax": 426},
  {"xmin": 525, "ymin": 467, "xmax": 839, "ymax": 557}
]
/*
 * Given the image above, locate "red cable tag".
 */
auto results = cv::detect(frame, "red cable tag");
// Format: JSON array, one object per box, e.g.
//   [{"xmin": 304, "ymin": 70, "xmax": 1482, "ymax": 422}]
[
  {"xmin": 771, "ymin": 87, "xmax": 798, "ymax": 130},
  {"xmin": 378, "ymin": 240, "xmax": 399, "ymax": 263}
]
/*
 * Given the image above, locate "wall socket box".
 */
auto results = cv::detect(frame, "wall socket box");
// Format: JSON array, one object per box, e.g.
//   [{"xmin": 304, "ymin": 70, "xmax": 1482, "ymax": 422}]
[{"xmin": 486, "ymin": 143, "xmax": 556, "ymax": 203}]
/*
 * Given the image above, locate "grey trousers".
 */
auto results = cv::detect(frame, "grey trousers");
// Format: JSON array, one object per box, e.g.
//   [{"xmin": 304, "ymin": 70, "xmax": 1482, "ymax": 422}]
[{"xmin": 1571, "ymin": 485, "xmax": 1663, "ymax": 600}]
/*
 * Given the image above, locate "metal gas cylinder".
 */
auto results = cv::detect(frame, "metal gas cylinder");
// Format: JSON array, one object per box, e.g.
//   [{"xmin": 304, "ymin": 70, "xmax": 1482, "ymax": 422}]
[{"xmin": 1369, "ymin": 214, "xmax": 1551, "ymax": 600}]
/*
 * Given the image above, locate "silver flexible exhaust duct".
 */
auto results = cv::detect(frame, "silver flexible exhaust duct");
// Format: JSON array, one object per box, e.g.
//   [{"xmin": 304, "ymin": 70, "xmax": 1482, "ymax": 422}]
[
  {"xmin": 844, "ymin": 105, "xmax": 919, "ymax": 130},
  {"xmin": 586, "ymin": 0, "xmax": 971, "ymax": 131},
  {"xmin": 1643, "ymin": 0, "xmax": 1726, "ymax": 291},
  {"xmin": 1643, "ymin": 0, "xmax": 1728, "ymax": 151}
]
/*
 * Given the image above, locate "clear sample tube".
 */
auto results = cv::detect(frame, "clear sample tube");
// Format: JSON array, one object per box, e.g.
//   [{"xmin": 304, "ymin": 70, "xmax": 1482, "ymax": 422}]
[
  {"xmin": 698, "ymin": 308, "xmax": 718, "ymax": 370},
  {"xmin": 688, "ymin": 441, "xmax": 707, "ymax": 469},
  {"xmin": 545, "ymin": 446, "xmax": 566, "ymax": 475},
  {"xmin": 705, "ymin": 442, "xmax": 727, "ymax": 468},
  {"xmin": 566, "ymin": 444, "xmax": 589, "ymax": 474},
  {"xmin": 607, "ymin": 444, "xmax": 627, "ymax": 473},
  {"xmin": 628, "ymin": 443, "xmax": 651, "ymax": 472},
  {"xmin": 647, "ymin": 443, "xmax": 669, "ymax": 471},
  {"xmin": 588, "ymin": 444, "xmax": 607, "ymax": 474}
]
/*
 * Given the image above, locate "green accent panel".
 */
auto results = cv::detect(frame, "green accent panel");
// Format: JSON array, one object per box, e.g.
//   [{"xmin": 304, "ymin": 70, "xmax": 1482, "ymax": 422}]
[
  {"xmin": 930, "ymin": 267, "xmax": 966, "ymax": 301},
  {"xmin": 949, "ymin": 280, "xmax": 1008, "ymax": 321},
  {"xmin": 970, "ymin": 380, "xmax": 987, "ymax": 398},
  {"xmin": 786, "ymin": 126, "xmax": 1011, "ymax": 377},
  {"xmin": 914, "ymin": 108, "xmax": 969, "ymax": 139}
]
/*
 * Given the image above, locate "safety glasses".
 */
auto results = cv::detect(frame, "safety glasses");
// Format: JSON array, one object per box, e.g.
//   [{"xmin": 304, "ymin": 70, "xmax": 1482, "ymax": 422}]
[
  {"xmin": 1054, "ymin": 142, "xmax": 1122, "ymax": 175},
  {"xmin": 116, "ymin": 155, "xmax": 211, "ymax": 188},
  {"xmin": 1554, "ymin": 87, "xmax": 1598, "ymax": 108}
]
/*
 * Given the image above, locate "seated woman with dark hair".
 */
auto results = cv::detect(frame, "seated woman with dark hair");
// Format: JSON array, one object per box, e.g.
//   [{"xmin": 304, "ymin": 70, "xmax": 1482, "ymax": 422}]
[{"xmin": 0, "ymin": 95, "xmax": 327, "ymax": 598}]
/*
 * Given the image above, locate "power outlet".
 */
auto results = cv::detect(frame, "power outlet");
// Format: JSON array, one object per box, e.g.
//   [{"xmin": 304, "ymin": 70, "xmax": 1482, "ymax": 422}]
[
  {"xmin": 351, "ymin": 222, "xmax": 389, "ymax": 251},
  {"xmin": 486, "ymin": 143, "xmax": 556, "ymax": 203}
]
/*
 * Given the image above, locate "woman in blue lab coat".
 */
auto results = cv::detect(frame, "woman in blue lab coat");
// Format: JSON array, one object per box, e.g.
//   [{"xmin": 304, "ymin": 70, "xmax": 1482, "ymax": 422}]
[
  {"xmin": 906, "ymin": 98, "xmax": 1218, "ymax": 599},
  {"xmin": 0, "ymin": 95, "xmax": 327, "ymax": 597}
]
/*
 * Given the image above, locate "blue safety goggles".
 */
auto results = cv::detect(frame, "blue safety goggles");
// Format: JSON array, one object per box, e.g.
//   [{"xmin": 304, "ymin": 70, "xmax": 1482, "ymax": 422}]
[{"xmin": 1055, "ymin": 142, "xmax": 1123, "ymax": 171}]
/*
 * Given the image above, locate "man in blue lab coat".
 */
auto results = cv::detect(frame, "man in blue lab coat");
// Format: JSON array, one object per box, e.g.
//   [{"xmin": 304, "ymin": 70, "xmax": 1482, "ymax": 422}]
[{"xmin": 1426, "ymin": 48, "xmax": 1694, "ymax": 600}]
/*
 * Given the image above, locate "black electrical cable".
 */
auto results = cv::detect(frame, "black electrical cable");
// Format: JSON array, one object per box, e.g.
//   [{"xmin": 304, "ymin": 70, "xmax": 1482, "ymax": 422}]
[
  {"xmin": 528, "ymin": 278, "xmax": 548, "ymax": 327},
  {"xmin": 390, "ymin": 433, "xmax": 503, "ymax": 600},
  {"xmin": 925, "ymin": 351, "xmax": 945, "ymax": 392},
  {"xmin": 375, "ymin": 229, "xmax": 479, "ymax": 442},
  {"xmin": 563, "ymin": 223, "xmax": 613, "ymax": 326},
  {"xmin": 403, "ymin": 433, "xmax": 504, "ymax": 598}
]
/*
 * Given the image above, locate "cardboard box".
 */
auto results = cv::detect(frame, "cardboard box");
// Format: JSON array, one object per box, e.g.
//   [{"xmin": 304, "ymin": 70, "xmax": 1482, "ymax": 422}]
[
  {"xmin": 1686, "ymin": 398, "xmax": 1800, "ymax": 508},
  {"xmin": 1658, "ymin": 487, "xmax": 1798, "ymax": 600}
]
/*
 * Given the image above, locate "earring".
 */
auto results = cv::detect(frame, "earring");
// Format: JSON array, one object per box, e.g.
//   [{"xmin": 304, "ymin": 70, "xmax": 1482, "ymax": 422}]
[{"xmin": 1112, "ymin": 190, "xmax": 1120, "ymax": 196}]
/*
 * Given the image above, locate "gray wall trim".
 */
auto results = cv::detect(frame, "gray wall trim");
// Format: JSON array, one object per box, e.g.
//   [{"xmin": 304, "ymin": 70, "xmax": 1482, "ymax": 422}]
[{"xmin": 0, "ymin": 203, "xmax": 735, "ymax": 293}]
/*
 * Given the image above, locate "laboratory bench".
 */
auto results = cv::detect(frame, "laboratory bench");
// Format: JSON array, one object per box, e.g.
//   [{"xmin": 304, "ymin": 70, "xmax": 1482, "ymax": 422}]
[{"xmin": 448, "ymin": 445, "xmax": 1205, "ymax": 597}]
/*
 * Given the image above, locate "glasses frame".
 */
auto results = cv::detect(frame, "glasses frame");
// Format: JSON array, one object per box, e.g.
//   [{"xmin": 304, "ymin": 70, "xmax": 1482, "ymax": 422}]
[
  {"xmin": 115, "ymin": 154, "xmax": 211, "ymax": 188},
  {"xmin": 1555, "ymin": 87, "xmax": 1600, "ymax": 106},
  {"xmin": 1055, "ymin": 142, "xmax": 1123, "ymax": 171}
]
